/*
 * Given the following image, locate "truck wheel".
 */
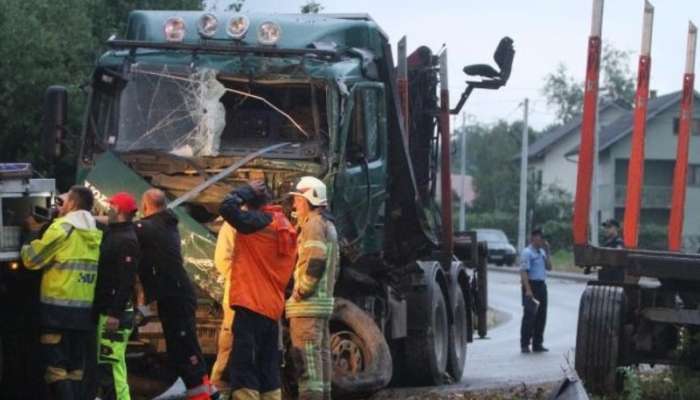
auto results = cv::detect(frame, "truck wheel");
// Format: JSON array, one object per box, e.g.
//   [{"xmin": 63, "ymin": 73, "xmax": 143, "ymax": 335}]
[
  {"xmin": 447, "ymin": 283, "xmax": 468, "ymax": 381},
  {"xmin": 405, "ymin": 274, "xmax": 449, "ymax": 385},
  {"xmin": 575, "ymin": 285, "xmax": 625, "ymax": 395},
  {"xmin": 330, "ymin": 298, "xmax": 393, "ymax": 397}
]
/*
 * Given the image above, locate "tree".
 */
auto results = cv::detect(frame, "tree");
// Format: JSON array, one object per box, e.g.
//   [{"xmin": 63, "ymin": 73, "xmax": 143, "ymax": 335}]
[
  {"xmin": 301, "ymin": 1, "xmax": 323, "ymax": 14},
  {"xmin": 542, "ymin": 42, "xmax": 634, "ymax": 124},
  {"xmin": 466, "ymin": 120, "xmax": 538, "ymax": 214},
  {"xmin": 0, "ymin": 0, "xmax": 202, "ymax": 187}
]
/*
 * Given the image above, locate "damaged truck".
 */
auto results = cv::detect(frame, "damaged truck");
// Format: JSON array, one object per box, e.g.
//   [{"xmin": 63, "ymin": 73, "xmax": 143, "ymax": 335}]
[{"xmin": 32, "ymin": 11, "xmax": 514, "ymax": 397}]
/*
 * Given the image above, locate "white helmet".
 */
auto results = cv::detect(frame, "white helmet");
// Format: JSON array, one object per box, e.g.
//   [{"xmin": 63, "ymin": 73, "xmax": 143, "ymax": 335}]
[{"xmin": 290, "ymin": 176, "xmax": 327, "ymax": 207}]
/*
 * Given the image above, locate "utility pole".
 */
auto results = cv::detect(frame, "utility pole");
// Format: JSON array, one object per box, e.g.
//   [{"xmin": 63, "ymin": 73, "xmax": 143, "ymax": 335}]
[
  {"xmin": 459, "ymin": 112, "xmax": 467, "ymax": 232},
  {"xmin": 517, "ymin": 99, "xmax": 529, "ymax": 251}
]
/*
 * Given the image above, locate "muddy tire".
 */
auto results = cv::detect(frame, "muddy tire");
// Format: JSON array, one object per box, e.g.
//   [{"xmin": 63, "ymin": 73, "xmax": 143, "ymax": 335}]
[
  {"xmin": 404, "ymin": 269, "xmax": 450, "ymax": 386},
  {"xmin": 575, "ymin": 285, "xmax": 625, "ymax": 395},
  {"xmin": 330, "ymin": 298, "xmax": 393, "ymax": 397},
  {"xmin": 447, "ymin": 283, "xmax": 468, "ymax": 381}
]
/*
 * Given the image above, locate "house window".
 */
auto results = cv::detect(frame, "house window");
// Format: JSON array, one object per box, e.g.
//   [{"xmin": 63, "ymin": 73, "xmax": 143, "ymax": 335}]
[
  {"xmin": 688, "ymin": 165, "xmax": 700, "ymax": 186},
  {"xmin": 672, "ymin": 117, "xmax": 700, "ymax": 135}
]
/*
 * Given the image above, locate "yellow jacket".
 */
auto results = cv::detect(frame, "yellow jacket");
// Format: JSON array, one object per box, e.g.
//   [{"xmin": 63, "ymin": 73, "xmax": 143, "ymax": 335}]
[
  {"xmin": 21, "ymin": 210, "xmax": 102, "ymax": 329},
  {"xmin": 214, "ymin": 222, "xmax": 236, "ymax": 306}
]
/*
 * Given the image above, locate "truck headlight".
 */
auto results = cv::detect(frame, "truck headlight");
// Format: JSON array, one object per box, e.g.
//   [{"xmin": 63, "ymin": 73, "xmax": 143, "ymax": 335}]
[
  {"xmin": 164, "ymin": 17, "xmax": 186, "ymax": 42},
  {"xmin": 198, "ymin": 14, "xmax": 218, "ymax": 38},
  {"xmin": 257, "ymin": 21, "xmax": 281, "ymax": 45},
  {"xmin": 9, "ymin": 261, "xmax": 19, "ymax": 270},
  {"xmin": 227, "ymin": 15, "xmax": 249, "ymax": 39}
]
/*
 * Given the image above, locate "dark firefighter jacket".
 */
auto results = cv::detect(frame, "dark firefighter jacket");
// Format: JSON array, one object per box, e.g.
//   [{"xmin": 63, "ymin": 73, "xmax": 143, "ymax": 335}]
[
  {"xmin": 135, "ymin": 209, "xmax": 195, "ymax": 303},
  {"xmin": 219, "ymin": 185, "xmax": 297, "ymax": 320},
  {"xmin": 286, "ymin": 209, "xmax": 340, "ymax": 318},
  {"xmin": 93, "ymin": 221, "xmax": 140, "ymax": 321}
]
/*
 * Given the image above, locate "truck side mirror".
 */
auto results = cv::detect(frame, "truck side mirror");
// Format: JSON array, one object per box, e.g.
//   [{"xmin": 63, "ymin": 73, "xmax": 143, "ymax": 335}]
[{"xmin": 41, "ymin": 86, "xmax": 68, "ymax": 161}]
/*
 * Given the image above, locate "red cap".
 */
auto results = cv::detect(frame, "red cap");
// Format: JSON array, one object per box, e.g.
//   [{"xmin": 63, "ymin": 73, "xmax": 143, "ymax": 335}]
[{"xmin": 108, "ymin": 192, "xmax": 138, "ymax": 214}]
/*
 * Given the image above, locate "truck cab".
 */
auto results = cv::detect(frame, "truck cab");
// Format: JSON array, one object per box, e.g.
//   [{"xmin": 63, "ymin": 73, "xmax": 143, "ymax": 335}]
[{"xmin": 42, "ymin": 11, "xmax": 513, "ymax": 396}]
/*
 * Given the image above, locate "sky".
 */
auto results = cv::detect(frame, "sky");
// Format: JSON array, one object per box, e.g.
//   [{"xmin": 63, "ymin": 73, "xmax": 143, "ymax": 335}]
[{"xmin": 210, "ymin": 0, "xmax": 700, "ymax": 130}]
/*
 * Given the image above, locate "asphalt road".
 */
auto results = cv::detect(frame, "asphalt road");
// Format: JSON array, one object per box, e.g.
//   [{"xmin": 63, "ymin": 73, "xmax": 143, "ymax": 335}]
[{"xmin": 459, "ymin": 269, "xmax": 588, "ymax": 390}]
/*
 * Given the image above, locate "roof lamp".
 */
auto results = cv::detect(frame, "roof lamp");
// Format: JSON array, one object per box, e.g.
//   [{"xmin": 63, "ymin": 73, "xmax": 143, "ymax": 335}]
[
  {"xmin": 257, "ymin": 21, "xmax": 281, "ymax": 45},
  {"xmin": 198, "ymin": 14, "xmax": 218, "ymax": 38},
  {"xmin": 227, "ymin": 15, "xmax": 250, "ymax": 39},
  {"xmin": 164, "ymin": 17, "xmax": 186, "ymax": 42}
]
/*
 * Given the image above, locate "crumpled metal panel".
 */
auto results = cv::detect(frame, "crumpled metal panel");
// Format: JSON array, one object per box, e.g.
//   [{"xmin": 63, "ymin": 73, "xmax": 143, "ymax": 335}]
[{"xmin": 82, "ymin": 151, "xmax": 223, "ymax": 301}]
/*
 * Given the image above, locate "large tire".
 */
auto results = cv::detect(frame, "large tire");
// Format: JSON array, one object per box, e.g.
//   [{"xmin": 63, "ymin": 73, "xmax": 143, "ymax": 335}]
[
  {"xmin": 575, "ymin": 285, "xmax": 626, "ymax": 395},
  {"xmin": 330, "ymin": 298, "xmax": 393, "ymax": 397},
  {"xmin": 447, "ymin": 282, "xmax": 468, "ymax": 381},
  {"xmin": 404, "ymin": 265, "xmax": 450, "ymax": 386}
]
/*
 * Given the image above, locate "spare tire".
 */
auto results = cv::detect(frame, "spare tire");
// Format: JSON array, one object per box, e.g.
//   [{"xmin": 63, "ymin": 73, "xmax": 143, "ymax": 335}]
[{"xmin": 330, "ymin": 298, "xmax": 393, "ymax": 397}]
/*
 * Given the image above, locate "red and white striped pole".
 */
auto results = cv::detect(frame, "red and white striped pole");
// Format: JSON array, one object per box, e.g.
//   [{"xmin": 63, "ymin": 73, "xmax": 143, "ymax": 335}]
[
  {"xmin": 573, "ymin": 0, "xmax": 604, "ymax": 246},
  {"xmin": 439, "ymin": 49, "xmax": 454, "ymax": 258},
  {"xmin": 668, "ymin": 22, "xmax": 697, "ymax": 252},
  {"xmin": 623, "ymin": 1, "xmax": 654, "ymax": 249},
  {"xmin": 397, "ymin": 36, "xmax": 410, "ymax": 143}
]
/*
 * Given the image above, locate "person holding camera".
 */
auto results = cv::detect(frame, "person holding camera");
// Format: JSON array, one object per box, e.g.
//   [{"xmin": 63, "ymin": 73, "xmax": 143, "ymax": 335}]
[
  {"xmin": 219, "ymin": 181, "xmax": 297, "ymax": 400},
  {"xmin": 21, "ymin": 186, "xmax": 102, "ymax": 400}
]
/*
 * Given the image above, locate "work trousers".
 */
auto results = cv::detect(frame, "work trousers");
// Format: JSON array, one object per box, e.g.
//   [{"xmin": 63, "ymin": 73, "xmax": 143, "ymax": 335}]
[
  {"xmin": 210, "ymin": 303, "xmax": 235, "ymax": 386},
  {"xmin": 228, "ymin": 307, "xmax": 282, "ymax": 400},
  {"xmin": 96, "ymin": 314, "xmax": 133, "ymax": 400},
  {"xmin": 40, "ymin": 328, "xmax": 91, "ymax": 400},
  {"xmin": 158, "ymin": 298, "xmax": 210, "ymax": 393},
  {"xmin": 289, "ymin": 317, "xmax": 331, "ymax": 400},
  {"xmin": 520, "ymin": 280, "xmax": 548, "ymax": 349}
]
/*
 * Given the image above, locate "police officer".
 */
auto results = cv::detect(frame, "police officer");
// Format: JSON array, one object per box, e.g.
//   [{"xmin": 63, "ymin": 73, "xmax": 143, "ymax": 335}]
[
  {"xmin": 519, "ymin": 228, "xmax": 552, "ymax": 354},
  {"xmin": 599, "ymin": 218, "xmax": 625, "ymax": 282},
  {"xmin": 21, "ymin": 186, "xmax": 102, "ymax": 399},
  {"xmin": 136, "ymin": 189, "xmax": 218, "ymax": 400},
  {"xmin": 93, "ymin": 192, "xmax": 140, "ymax": 400},
  {"xmin": 602, "ymin": 219, "xmax": 624, "ymax": 248},
  {"xmin": 286, "ymin": 177, "xmax": 340, "ymax": 400}
]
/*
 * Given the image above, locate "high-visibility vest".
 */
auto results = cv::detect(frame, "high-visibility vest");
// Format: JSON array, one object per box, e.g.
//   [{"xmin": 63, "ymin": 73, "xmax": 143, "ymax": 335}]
[{"xmin": 21, "ymin": 212, "xmax": 103, "ymax": 329}]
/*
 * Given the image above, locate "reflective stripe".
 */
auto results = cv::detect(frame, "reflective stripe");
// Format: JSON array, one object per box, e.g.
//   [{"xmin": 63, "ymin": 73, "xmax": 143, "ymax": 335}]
[
  {"xmin": 45, "ymin": 366, "xmax": 68, "ymax": 383},
  {"xmin": 53, "ymin": 260, "xmax": 98, "ymax": 272},
  {"xmin": 302, "ymin": 240, "xmax": 327, "ymax": 251},
  {"xmin": 40, "ymin": 296, "xmax": 92, "ymax": 308},
  {"xmin": 40, "ymin": 333, "xmax": 62, "ymax": 345},
  {"xmin": 67, "ymin": 369, "xmax": 84, "ymax": 380},
  {"xmin": 186, "ymin": 383, "xmax": 213, "ymax": 397}
]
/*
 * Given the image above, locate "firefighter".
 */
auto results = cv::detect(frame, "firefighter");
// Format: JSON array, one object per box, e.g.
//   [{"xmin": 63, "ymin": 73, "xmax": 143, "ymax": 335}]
[
  {"xmin": 219, "ymin": 181, "xmax": 297, "ymax": 400},
  {"xmin": 286, "ymin": 177, "xmax": 340, "ymax": 400},
  {"xmin": 210, "ymin": 220, "xmax": 236, "ymax": 389},
  {"xmin": 21, "ymin": 186, "xmax": 103, "ymax": 400},
  {"xmin": 136, "ymin": 189, "xmax": 218, "ymax": 400},
  {"xmin": 93, "ymin": 192, "xmax": 140, "ymax": 400}
]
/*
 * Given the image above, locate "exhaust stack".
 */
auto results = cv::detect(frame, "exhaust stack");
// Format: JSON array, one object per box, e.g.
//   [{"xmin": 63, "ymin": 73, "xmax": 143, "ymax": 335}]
[{"xmin": 439, "ymin": 49, "xmax": 454, "ymax": 260}]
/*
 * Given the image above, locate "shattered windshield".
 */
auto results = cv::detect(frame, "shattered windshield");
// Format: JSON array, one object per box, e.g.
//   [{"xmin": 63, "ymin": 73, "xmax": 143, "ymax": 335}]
[{"xmin": 111, "ymin": 64, "xmax": 326, "ymax": 157}]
